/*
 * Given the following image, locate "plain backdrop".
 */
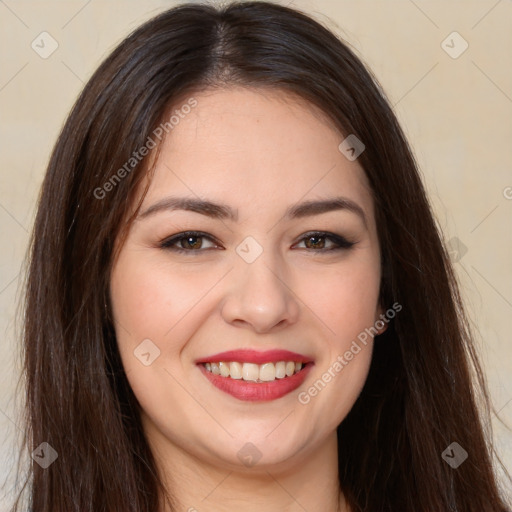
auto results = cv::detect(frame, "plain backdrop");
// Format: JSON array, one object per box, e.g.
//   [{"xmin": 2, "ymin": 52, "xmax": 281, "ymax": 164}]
[{"xmin": 1, "ymin": 0, "xmax": 511, "ymax": 508}]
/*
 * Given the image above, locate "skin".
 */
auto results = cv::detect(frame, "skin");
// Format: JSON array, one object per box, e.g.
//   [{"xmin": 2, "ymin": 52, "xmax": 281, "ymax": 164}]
[{"xmin": 110, "ymin": 86, "xmax": 386, "ymax": 512}]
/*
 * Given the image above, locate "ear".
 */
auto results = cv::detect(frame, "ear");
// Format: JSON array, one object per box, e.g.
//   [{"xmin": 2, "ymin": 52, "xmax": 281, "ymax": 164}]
[{"xmin": 374, "ymin": 303, "xmax": 389, "ymax": 336}]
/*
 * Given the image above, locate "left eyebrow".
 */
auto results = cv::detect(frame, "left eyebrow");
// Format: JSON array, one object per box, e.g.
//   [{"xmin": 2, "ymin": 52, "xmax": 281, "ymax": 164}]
[{"xmin": 284, "ymin": 197, "xmax": 367, "ymax": 227}]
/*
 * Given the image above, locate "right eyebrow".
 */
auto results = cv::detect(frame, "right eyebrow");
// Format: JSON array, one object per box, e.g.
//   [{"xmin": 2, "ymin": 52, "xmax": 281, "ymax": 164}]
[{"xmin": 138, "ymin": 196, "xmax": 239, "ymax": 221}]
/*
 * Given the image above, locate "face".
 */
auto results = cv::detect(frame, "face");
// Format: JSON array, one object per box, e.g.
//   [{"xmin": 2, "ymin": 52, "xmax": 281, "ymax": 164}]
[{"xmin": 110, "ymin": 86, "xmax": 385, "ymax": 472}]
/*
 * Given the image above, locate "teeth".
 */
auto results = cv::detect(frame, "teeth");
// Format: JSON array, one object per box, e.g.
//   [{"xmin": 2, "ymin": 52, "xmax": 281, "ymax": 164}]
[
  {"xmin": 259, "ymin": 363, "xmax": 275, "ymax": 381},
  {"xmin": 275, "ymin": 361, "xmax": 286, "ymax": 379},
  {"xmin": 229, "ymin": 362, "xmax": 243, "ymax": 379},
  {"xmin": 242, "ymin": 363, "xmax": 259, "ymax": 382},
  {"xmin": 219, "ymin": 362, "xmax": 230, "ymax": 377},
  {"xmin": 203, "ymin": 360, "xmax": 306, "ymax": 382}
]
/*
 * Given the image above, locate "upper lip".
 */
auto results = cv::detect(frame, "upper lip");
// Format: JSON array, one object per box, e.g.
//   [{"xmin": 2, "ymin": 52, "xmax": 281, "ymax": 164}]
[{"xmin": 196, "ymin": 349, "xmax": 313, "ymax": 365}]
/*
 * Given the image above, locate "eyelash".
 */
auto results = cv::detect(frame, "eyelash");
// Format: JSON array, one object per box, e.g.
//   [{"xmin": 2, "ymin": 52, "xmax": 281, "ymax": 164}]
[{"xmin": 159, "ymin": 230, "xmax": 356, "ymax": 254}]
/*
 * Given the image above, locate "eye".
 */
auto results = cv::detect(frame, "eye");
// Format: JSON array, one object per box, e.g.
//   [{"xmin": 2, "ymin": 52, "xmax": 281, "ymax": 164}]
[
  {"xmin": 294, "ymin": 231, "xmax": 356, "ymax": 252},
  {"xmin": 160, "ymin": 231, "xmax": 220, "ymax": 253},
  {"xmin": 159, "ymin": 230, "xmax": 356, "ymax": 255}
]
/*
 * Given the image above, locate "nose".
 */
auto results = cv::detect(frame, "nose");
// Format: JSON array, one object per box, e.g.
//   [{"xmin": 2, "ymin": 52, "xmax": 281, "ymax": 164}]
[{"xmin": 220, "ymin": 249, "xmax": 300, "ymax": 334}]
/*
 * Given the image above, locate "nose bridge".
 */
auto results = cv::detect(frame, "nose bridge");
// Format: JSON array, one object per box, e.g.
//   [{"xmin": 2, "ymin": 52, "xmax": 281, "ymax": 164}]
[{"xmin": 221, "ymin": 235, "xmax": 299, "ymax": 332}]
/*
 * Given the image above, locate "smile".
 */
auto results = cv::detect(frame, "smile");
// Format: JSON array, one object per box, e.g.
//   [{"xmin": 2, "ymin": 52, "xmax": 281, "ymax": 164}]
[{"xmin": 196, "ymin": 349, "xmax": 313, "ymax": 402}]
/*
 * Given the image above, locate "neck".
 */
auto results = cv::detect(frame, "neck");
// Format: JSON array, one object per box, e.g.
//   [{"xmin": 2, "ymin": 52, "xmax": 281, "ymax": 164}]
[{"xmin": 146, "ymin": 423, "xmax": 348, "ymax": 512}]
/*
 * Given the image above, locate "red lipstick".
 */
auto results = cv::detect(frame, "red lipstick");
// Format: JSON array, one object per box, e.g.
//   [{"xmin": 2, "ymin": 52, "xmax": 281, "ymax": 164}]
[
  {"xmin": 196, "ymin": 349, "xmax": 314, "ymax": 402},
  {"xmin": 196, "ymin": 349, "xmax": 312, "ymax": 365}
]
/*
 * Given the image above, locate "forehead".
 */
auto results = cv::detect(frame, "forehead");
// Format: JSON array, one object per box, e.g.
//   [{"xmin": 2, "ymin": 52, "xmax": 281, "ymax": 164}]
[{"xmin": 139, "ymin": 86, "xmax": 374, "ymax": 225}]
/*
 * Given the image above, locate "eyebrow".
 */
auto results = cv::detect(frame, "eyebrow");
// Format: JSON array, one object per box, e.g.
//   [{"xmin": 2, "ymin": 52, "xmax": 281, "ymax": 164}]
[{"xmin": 138, "ymin": 195, "xmax": 367, "ymax": 226}]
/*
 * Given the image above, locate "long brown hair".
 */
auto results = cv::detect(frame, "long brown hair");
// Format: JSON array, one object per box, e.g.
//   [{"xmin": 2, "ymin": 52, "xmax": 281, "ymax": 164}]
[{"xmin": 13, "ymin": 1, "xmax": 511, "ymax": 511}]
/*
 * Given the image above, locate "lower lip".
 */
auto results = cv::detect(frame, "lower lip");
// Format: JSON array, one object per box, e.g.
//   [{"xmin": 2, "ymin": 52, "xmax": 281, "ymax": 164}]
[{"xmin": 198, "ymin": 363, "xmax": 313, "ymax": 402}]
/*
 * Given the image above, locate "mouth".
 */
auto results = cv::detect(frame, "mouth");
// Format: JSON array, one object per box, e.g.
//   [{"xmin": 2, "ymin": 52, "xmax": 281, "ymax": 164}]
[{"xmin": 196, "ymin": 349, "xmax": 314, "ymax": 402}]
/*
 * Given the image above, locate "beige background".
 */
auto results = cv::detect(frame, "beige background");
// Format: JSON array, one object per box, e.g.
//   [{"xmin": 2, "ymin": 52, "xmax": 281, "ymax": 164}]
[{"xmin": 1, "ymin": 0, "xmax": 511, "ymax": 507}]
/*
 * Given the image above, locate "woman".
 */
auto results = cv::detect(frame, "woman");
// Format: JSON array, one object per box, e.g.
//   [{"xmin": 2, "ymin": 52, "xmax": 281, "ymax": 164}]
[{"xmin": 14, "ymin": 1, "xmax": 511, "ymax": 511}]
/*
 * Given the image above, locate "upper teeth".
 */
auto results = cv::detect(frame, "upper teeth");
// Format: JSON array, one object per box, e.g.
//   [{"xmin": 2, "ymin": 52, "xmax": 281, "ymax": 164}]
[{"xmin": 204, "ymin": 361, "xmax": 303, "ymax": 382}]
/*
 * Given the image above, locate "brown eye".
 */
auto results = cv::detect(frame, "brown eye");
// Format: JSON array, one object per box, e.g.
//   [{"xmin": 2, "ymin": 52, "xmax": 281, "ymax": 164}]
[
  {"xmin": 304, "ymin": 234, "xmax": 327, "ymax": 249},
  {"xmin": 180, "ymin": 235, "xmax": 203, "ymax": 250},
  {"xmin": 160, "ymin": 232, "xmax": 219, "ymax": 253},
  {"xmin": 295, "ymin": 232, "xmax": 356, "ymax": 252}
]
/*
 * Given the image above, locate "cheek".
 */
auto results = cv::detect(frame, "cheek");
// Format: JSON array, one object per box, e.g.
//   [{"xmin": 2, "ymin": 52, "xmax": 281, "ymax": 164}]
[
  {"xmin": 109, "ymin": 250, "xmax": 227, "ymax": 405},
  {"xmin": 109, "ymin": 251, "xmax": 187, "ymax": 386},
  {"xmin": 109, "ymin": 254, "xmax": 205, "ymax": 439},
  {"xmin": 110, "ymin": 250, "xmax": 218, "ymax": 345},
  {"xmin": 295, "ymin": 254, "xmax": 380, "ymax": 428},
  {"xmin": 305, "ymin": 253, "xmax": 381, "ymax": 341}
]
